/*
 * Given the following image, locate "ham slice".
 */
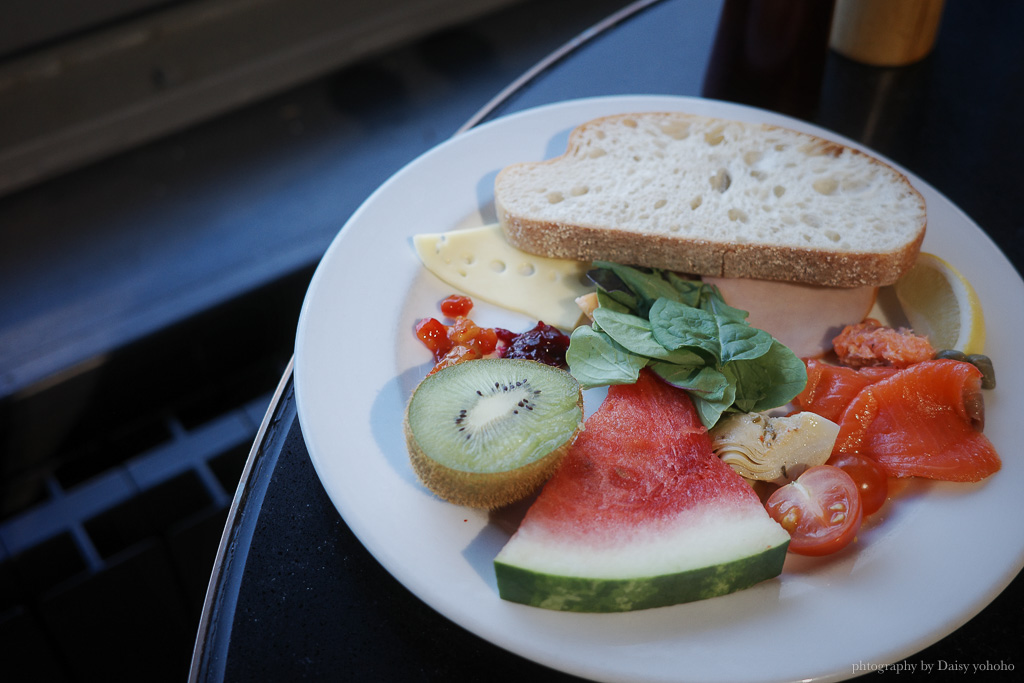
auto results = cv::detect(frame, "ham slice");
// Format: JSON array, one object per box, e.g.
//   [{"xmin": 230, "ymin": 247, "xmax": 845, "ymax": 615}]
[{"xmin": 703, "ymin": 276, "xmax": 878, "ymax": 359}]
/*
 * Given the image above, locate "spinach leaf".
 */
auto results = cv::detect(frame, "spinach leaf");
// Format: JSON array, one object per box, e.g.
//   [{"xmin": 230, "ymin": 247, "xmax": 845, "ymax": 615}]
[
  {"xmin": 651, "ymin": 363, "xmax": 737, "ymax": 428},
  {"xmin": 650, "ymin": 363, "xmax": 732, "ymax": 402},
  {"xmin": 593, "ymin": 307, "xmax": 705, "ymax": 365},
  {"xmin": 595, "ymin": 289, "xmax": 632, "ymax": 315},
  {"xmin": 701, "ymin": 285, "xmax": 750, "ymax": 323},
  {"xmin": 566, "ymin": 262, "xmax": 808, "ymax": 428},
  {"xmin": 648, "ymin": 298, "xmax": 721, "ymax": 359},
  {"xmin": 592, "ymin": 261, "xmax": 682, "ymax": 315},
  {"xmin": 722, "ymin": 340, "xmax": 808, "ymax": 412},
  {"xmin": 717, "ymin": 318, "xmax": 775, "ymax": 363},
  {"xmin": 665, "ymin": 272, "xmax": 706, "ymax": 308},
  {"xmin": 565, "ymin": 326, "xmax": 648, "ymax": 389},
  {"xmin": 586, "ymin": 267, "xmax": 638, "ymax": 311}
]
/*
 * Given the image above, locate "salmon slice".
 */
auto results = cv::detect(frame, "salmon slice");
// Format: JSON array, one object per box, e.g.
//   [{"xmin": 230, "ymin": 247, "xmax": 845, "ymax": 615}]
[
  {"xmin": 832, "ymin": 318, "xmax": 935, "ymax": 368},
  {"xmin": 792, "ymin": 359, "xmax": 898, "ymax": 423},
  {"xmin": 833, "ymin": 359, "xmax": 1000, "ymax": 482}
]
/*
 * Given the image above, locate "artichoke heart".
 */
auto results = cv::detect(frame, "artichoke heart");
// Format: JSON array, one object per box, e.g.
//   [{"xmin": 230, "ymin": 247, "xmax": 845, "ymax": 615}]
[{"xmin": 710, "ymin": 412, "xmax": 839, "ymax": 485}]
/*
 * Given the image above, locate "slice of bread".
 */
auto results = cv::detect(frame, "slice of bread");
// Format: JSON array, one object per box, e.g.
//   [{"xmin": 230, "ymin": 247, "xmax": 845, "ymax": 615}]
[{"xmin": 495, "ymin": 112, "xmax": 926, "ymax": 287}]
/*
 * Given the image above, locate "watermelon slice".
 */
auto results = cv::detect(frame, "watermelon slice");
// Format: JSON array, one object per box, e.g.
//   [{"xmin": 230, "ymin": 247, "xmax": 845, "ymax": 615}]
[{"xmin": 494, "ymin": 370, "xmax": 790, "ymax": 612}]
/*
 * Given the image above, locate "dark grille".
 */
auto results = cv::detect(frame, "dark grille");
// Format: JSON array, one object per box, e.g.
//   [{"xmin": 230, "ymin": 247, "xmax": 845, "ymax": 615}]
[{"xmin": 0, "ymin": 269, "xmax": 308, "ymax": 681}]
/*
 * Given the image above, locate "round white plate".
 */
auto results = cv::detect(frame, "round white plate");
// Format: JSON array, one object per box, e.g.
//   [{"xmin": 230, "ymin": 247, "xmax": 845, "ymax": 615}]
[{"xmin": 294, "ymin": 95, "xmax": 1024, "ymax": 683}]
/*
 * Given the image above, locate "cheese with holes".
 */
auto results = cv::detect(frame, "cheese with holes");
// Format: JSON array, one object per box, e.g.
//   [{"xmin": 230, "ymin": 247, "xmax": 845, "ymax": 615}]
[{"xmin": 412, "ymin": 224, "xmax": 592, "ymax": 330}]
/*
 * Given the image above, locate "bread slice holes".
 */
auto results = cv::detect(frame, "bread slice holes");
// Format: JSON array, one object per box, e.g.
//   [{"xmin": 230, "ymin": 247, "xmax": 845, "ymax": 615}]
[
  {"xmin": 595, "ymin": 130, "xmax": 607, "ymax": 140},
  {"xmin": 570, "ymin": 185, "xmax": 589, "ymax": 196},
  {"xmin": 841, "ymin": 177, "xmax": 868, "ymax": 192},
  {"xmin": 490, "ymin": 260, "xmax": 507, "ymax": 273},
  {"xmin": 704, "ymin": 127, "xmax": 726, "ymax": 146},
  {"xmin": 825, "ymin": 230, "xmax": 842, "ymax": 242},
  {"xmin": 773, "ymin": 185, "xmax": 786, "ymax": 197},
  {"xmin": 547, "ymin": 191, "xmax": 564, "ymax": 204},
  {"xmin": 589, "ymin": 148, "xmax": 606, "ymax": 159},
  {"xmin": 690, "ymin": 195, "xmax": 703, "ymax": 210},
  {"xmin": 710, "ymin": 168, "xmax": 731, "ymax": 192},
  {"xmin": 653, "ymin": 199, "xmax": 667, "ymax": 210},
  {"xmin": 813, "ymin": 178, "xmax": 838, "ymax": 195},
  {"xmin": 743, "ymin": 150, "xmax": 763, "ymax": 165},
  {"xmin": 659, "ymin": 121, "xmax": 691, "ymax": 139},
  {"xmin": 728, "ymin": 209, "xmax": 749, "ymax": 223},
  {"xmin": 622, "ymin": 118, "xmax": 638, "ymax": 128},
  {"xmin": 801, "ymin": 214, "xmax": 821, "ymax": 228},
  {"xmin": 518, "ymin": 263, "xmax": 536, "ymax": 276}
]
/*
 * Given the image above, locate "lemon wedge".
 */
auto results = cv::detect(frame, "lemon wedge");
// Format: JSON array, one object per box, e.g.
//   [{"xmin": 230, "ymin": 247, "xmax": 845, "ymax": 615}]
[{"xmin": 894, "ymin": 252, "xmax": 985, "ymax": 354}]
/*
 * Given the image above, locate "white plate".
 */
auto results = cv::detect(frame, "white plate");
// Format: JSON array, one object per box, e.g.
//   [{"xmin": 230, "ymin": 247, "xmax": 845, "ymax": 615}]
[{"xmin": 294, "ymin": 95, "xmax": 1024, "ymax": 683}]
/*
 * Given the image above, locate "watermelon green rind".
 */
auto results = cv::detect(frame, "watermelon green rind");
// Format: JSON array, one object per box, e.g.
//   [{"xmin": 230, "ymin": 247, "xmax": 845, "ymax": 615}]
[
  {"xmin": 494, "ymin": 540, "xmax": 788, "ymax": 612},
  {"xmin": 493, "ymin": 509, "xmax": 789, "ymax": 612}
]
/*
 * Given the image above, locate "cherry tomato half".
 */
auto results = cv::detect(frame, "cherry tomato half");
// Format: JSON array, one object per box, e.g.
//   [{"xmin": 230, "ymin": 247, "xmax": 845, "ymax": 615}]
[
  {"xmin": 766, "ymin": 465, "xmax": 863, "ymax": 556},
  {"xmin": 828, "ymin": 452, "xmax": 889, "ymax": 516}
]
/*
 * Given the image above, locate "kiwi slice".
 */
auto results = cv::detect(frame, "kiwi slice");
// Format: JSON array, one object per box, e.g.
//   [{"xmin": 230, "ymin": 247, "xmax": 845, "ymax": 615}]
[{"xmin": 404, "ymin": 358, "xmax": 584, "ymax": 509}]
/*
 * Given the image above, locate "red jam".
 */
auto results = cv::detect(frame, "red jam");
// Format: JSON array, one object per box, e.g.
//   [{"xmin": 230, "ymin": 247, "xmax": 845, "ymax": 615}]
[
  {"xmin": 413, "ymin": 295, "xmax": 571, "ymax": 372},
  {"xmin": 505, "ymin": 322, "xmax": 571, "ymax": 366}
]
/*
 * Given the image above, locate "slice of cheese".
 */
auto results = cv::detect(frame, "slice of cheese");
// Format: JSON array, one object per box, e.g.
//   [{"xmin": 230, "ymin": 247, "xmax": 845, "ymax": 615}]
[{"xmin": 412, "ymin": 224, "xmax": 592, "ymax": 330}]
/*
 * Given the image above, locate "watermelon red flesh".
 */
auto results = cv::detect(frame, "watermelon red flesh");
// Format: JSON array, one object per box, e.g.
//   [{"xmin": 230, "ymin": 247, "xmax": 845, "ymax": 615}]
[
  {"xmin": 494, "ymin": 370, "xmax": 789, "ymax": 613},
  {"xmin": 834, "ymin": 359, "xmax": 1001, "ymax": 482},
  {"xmin": 523, "ymin": 369, "xmax": 760, "ymax": 536}
]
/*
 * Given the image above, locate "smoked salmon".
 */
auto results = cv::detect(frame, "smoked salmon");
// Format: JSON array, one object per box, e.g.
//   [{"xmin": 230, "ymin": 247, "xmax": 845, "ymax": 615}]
[
  {"xmin": 832, "ymin": 318, "xmax": 935, "ymax": 368},
  {"xmin": 793, "ymin": 359, "xmax": 897, "ymax": 422},
  {"xmin": 833, "ymin": 359, "xmax": 1000, "ymax": 482}
]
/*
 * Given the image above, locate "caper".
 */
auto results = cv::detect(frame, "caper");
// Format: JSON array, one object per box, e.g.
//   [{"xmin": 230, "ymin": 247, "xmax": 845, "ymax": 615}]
[
  {"xmin": 933, "ymin": 349, "xmax": 968, "ymax": 362},
  {"xmin": 967, "ymin": 354, "xmax": 996, "ymax": 390}
]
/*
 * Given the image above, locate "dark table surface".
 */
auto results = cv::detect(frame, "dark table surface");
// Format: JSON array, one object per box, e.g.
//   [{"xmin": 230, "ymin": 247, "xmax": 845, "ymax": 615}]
[{"xmin": 190, "ymin": 1, "xmax": 1024, "ymax": 681}]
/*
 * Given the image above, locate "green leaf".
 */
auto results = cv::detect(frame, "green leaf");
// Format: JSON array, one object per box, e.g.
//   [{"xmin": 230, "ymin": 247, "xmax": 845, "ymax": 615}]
[
  {"xmin": 566, "ymin": 326, "xmax": 648, "ymax": 389},
  {"xmin": 690, "ymin": 394, "xmax": 734, "ymax": 430},
  {"xmin": 592, "ymin": 307, "xmax": 705, "ymax": 365},
  {"xmin": 722, "ymin": 340, "xmax": 808, "ymax": 412},
  {"xmin": 650, "ymin": 362, "xmax": 733, "ymax": 403},
  {"xmin": 587, "ymin": 267, "xmax": 639, "ymax": 311},
  {"xmin": 665, "ymin": 272, "xmax": 705, "ymax": 308},
  {"xmin": 596, "ymin": 288, "xmax": 632, "ymax": 314},
  {"xmin": 568, "ymin": 261, "xmax": 809, "ymax": 429},
  {"xmin": 648, "ymin": 298, "xmax": 722, "ymax": 359},
  {"xmin": 592, "ymin": 262, "xmax": 682, "ymax": 315},
  {"xmin": 701, "ymin": 284, "xmax": 749, "ymax": 323},
  {"xmin": 717, "ymin": 319, "xmax": 775, "ymax": 363},
  {"xmin": 651, "ymin": 363, "xmax": 736, "ymax": 429}
]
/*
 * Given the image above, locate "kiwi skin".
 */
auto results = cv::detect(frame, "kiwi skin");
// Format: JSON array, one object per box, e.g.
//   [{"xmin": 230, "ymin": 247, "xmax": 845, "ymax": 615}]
[{"xmin": 403, "ymin": 360, "xmax": 584, "ymax": 510}]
